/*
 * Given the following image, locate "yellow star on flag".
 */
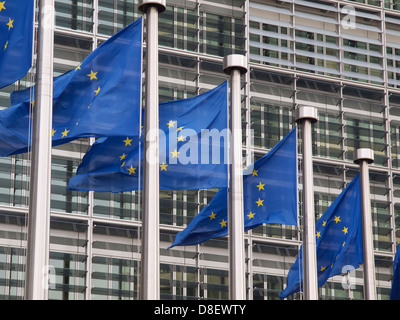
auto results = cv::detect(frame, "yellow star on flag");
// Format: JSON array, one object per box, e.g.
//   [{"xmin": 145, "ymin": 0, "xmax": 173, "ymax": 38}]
[
  {"xmin": 159, "ymin": 162, "xmax": 168, "ymax": 171},
  {"xmin": 333, "ymin": 216, "xmax": 341, "ymax": 224},
  {"xmin": 123, "ymin": 137, "xmax": 132, "ymax": 146},
  {"xmin": 3, "ymin": 40, "xmax": 8, "ymax": 51},
  {"xmin": 219, "ymin": 219, "xmax": 227, "ymax": 228},
  {"xmin": 209, "ymin": 212, "xmax": 216, "ymax": 220},
  {"xmin": 316, "ymin": 231, "xmax": 321, "ymax": 238},
  {"xmin": 61, "ymin": 128, "xmax": 70, "ymax": 138},
  {"xmin": 177, "ymin": 126, "xmax": 184, "ymax": 132},
  {"xmin": 75, "ymin": 64, "xmax": 81, "ymax": 71},
  {"xmin": 94, "ymin": 86, "xmax": 101, "ymax": 95},
  {"xmin": 342, "ymin": 226, "xmax": 348, "ymax": 235},
  {"xmin": 7, "ymin": 18, "xmax": 13, "ymax": 30},
  {"xmin": 255, "ymin": 198, "xmax": 264, "ymax": 207},
  {"xmin": 120, "ymin": 153, "xmax": 127, "ymax": 161},
  {"xmin": 52, "ymin": 128, "xmax": 57, "ymax": 137},
  {"xmin": 256, "ymin": 182, "xmax": 265, "ymax": 191},
  {"xmin": 252, "ymin": 169, "xmax": 258, "ymax": 177},
  {"xmin": 0, "ymin": 2, "xmax": 5, "ymax": 12},
  {"xmin": 127, "ymin": 166, "xmax": 136, "ymax": 175},
  {"xmin": 177, "ymin": 135, "xmax": 186, "ymax": 142},
  {"xmin": 320, "ymin": 266, "xmax": 327, "ymax": 272},
  {"xmin": 167, "ymin": 120, "xmax": 176, "ymax": 128},
  {"xmin": 247, "ymin": 211, "xmax": 255, "ymax": 219},
  {"xmin": 87, "ymin": 69, "xmax": 98, "ymax": 81},
  {"xmin": 171, "ymin": 149, "xmax": 180, "ymax": 158}
]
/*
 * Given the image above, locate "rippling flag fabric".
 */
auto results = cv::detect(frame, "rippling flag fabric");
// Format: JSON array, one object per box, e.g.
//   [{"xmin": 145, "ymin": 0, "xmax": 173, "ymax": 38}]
[
  {"xmin": 390, "ymin": 242, "xmax": 400, "ymax": 300},
  {"xmin": 0, "ymin": 17, "xmax": 143, "ymax": 157},
  {"xmin": 280, "ymin": 174, "xmax": 363, "ymax": 299},
  {"xmin": 68, "ymin": 81, "xmax": 228, "ymax": 192},
  {"xmin": 0, "ymin": 0, "xmax": 34, "ymax": 89},
  {"xmin": 169, "ymin": 128, "xmax": 298, "ymax": 248}
]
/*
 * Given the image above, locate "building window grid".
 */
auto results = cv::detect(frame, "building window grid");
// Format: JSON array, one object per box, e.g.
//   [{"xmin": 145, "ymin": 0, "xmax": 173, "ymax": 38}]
[
  {"xmin": 248, "ymin": 0, "xmax": 400, "ymax": 86},
  {"xmin": 55, "ymin": 0, "xmax": 94, "ymax": 33}
]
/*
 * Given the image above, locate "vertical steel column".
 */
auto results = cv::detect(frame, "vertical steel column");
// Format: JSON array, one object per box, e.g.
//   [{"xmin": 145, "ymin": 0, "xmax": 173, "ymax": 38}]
[
  {"xmin": 25, "ymin": 0, "xmax": 55, "ymax": 300},
  {"xmin": 223, "ymin": 54, "xmax": 248, "ymax": 300},
  {"xmin": 139, "ymin": 0, "xmax": 165, "ymax": 300},
  {"xmin": 354, "ymin": 148, "xmax": 376, "ymax": 300},
  {"xmin": 295, "ymin": 106, "xmax": 318, "ymax": 300}
]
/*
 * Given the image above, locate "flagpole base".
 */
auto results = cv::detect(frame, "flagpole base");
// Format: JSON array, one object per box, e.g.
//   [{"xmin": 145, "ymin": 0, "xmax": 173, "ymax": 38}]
[{"xmin": 139, "ymin": 0, "xmax": 166, "ymax": 13}]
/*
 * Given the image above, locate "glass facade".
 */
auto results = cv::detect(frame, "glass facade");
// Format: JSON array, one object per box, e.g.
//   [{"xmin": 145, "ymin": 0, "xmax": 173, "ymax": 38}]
[{"xmin": 0, "ymin": 0, "xmax": 400, "ymax": 299}]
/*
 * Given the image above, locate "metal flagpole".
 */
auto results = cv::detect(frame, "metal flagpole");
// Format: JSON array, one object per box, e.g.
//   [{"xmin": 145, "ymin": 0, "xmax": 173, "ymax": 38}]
[
  {"xmin": 223, "ymin": 54, "xmax": 248, "ymax": 300},
  {"xmin": 138, "ymin": 0, "xmax": 165, "ymax": 300},
  {"xmin": 24, "ymin": 0, "xmax": 55, "ymax": 300},
  {"xmin": 354, "ymin": 148, "xmax": 376, "ymax": 300},
  {"xmin": 295, "ymin": 106, "xmax": 318, "ymax": 300}
]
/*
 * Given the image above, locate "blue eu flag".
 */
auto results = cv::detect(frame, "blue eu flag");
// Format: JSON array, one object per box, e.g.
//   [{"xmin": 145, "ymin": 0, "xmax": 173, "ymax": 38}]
[
  {"xmin": 280, "ymin": 173, "xmax": 363, "ymax": 299},
  {"xmin": 0, "ymin": 17, "xmax": 143, "ymax": 156},
  {"xmin": 68, "ymin": 81, "xmax": 228, "ymax": 192},
  {"xmin": 390, "ymin": 243, "xmax": 400, "ymax": 300},
  {"xmin": 0, "ymin": 0, "xmax": 34, "ymax": 88},
  {"xmin": 169, "ymin": 128, "xmax": 298, "ymax": 248}
]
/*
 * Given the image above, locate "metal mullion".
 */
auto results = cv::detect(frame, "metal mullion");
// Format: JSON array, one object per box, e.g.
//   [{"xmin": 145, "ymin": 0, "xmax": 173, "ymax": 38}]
[
  {"xmin": 17, "ymin": 245, "xmax": 25, "ymax": 298},
  {"xmin": 84, "ymin": 220, "xmax": 93, "ymax": 299},
  {"xmin": 82, "ymin": 0, "xmax": 88, "ymax": 32},
  {"xmin": 246, "ymin": 235, "xmax": 253, "ymax": 300},
  {"xmin": 243, "ymin": 0, "xmax": 254, "ymax": 299},
  {"xmin": 182, "ymin": 265, "xmax": 187, "ymax": 297},
  {"xmin": 383, "ymin": 6, "xmax": 397, "ymax": 256},
  {"xmin": 336, "ymin": 2, "xmax": 343, "ymax": 79},
  {"xmin": 113, "ymin": 0, "xmax": 118, "ymax": 34},
  {"xmin": 107, "ymin": 259, "xmax": 113, "ymax": 300},
  {"xmin": 182, "ymin": 192, "xmax": 187, "ymax": 228},
  {"xmin": 174, "ymin": 6, "xmax": 178, "ymax": 49},
  {"xmin": 339, "ymin": 83, "xmax": 346, "ymax": 161},
  {"xmin": 243, "ymin": 0, "xmax": 252, "ymax": 167},
  {"xmin": 10, "ymin": 156, "xmax": 16, "ymax": 207},
  {"xmin": 5, "ymin": 247, "xmax": 11, "ymax": 298},
  {"xmin": 195, "ymin": 189, "xmax": 205, "ymax": 299},
  {"xmin": 130, "ymin": 263, "xmax": 135, "ymax": 300},
  {"xmin": 21, "ymin": 157, "xmax": 29, "ymax": 208},
  {"xmin": 172, "ymin": 191, "xmax": 177, "ymax": 226},
  {"xmin": 72, "ymin": 254, "xmax": 80, "ymax": 300},
  {"xmin": 196, "ymin": 0, "xmax": 200, "ymax": 54},
  {"xmin": 291, "ymin": 1, "xmax": 296, "ymax": 70},
  {"xmin": 172, "ymin": 266, "xmax": 177, "ymax": 297},
  {"xmin": 260, "ymin": 101, "xmax": 265, "ymax": 147}
]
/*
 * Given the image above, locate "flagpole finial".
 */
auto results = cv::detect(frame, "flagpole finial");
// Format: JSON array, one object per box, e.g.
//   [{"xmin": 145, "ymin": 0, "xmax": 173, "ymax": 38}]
[
  {"xmin": 223, "ymin": 54, "xmax": 248, "ymax": 75},
  {"xmin": 354, "ymin": 148, "xmax": 374, "ymax": 165},
  {"xmin": 139, "ymin": 0, "xmax": 166, "ymax": 13},
  {"xmin": 295, "ymin": 105, "xmax": 318, "ymax": 123}
]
